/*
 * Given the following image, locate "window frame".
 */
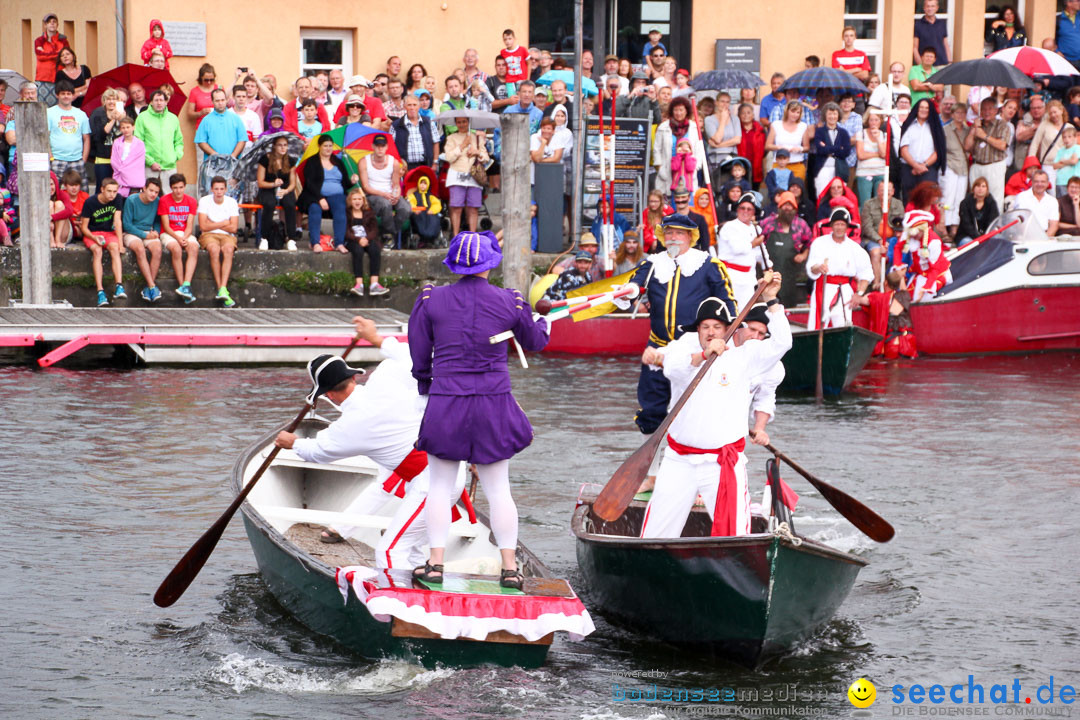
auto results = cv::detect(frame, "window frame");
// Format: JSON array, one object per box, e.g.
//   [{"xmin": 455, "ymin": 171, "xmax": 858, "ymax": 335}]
[
  {"xmin": 299, "ymin": 28, "xmax": 353, "ymax": 80},
  {"xmin": 844, "ymin": 0, "xmax": 885, "ymax": 74}
]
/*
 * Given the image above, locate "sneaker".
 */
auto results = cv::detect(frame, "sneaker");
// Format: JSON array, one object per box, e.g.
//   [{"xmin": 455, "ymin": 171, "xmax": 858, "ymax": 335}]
[
  {"xmin": 150, "ymin": 286, "xmax": 162, "ymax": 302},
  {"xmin": 140, "ymin": 287, "xmax": 154, "ymax": 303},
  {"xmin": 368, "ymin": 282, "xmax": 389, "ymax": 296},
  {"xmin": 286, "ymin": 239, "xmax": 298, "ymax": 251},
  {"xmin": 114, "ymin": 283, "xmax": 127, "ymax": 299},
  {"xmin": 96, "ymin": 290, "xmax": 109, "ymax": 307},
  {"xmin": 175, "ymin": 284, "xmax": 196, "ymax": 304},
  {"xmin": 350, "ymin": 282, "xmax": 365, "ymax": 297},
  {"xmin": 222, "ymin": 295, "xmax": 237, "ymax": 308},
  {"xmin": 216, "ymin": 287, "xmax": 230, "ymax": 302},
  {"xmin": 258, "ymin": 238, "xmax": 269, "ymax": 251}
]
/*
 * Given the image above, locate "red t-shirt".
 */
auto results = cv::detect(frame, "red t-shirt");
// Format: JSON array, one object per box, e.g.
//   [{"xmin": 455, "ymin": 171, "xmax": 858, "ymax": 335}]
[
  {"xmin": 831, "ymin": 48, "xmax": 870, "ymax": 74},
  {"xmin": 158, "ymin": 193, "xmax": 197, "ymax": 232},
  {"xmin": 67, "ymin": 190, "xmax": 89, "ymax": 216},
  {"xmin": 501, "ymin": 46, "xmax": 530, "ymax": 84}
]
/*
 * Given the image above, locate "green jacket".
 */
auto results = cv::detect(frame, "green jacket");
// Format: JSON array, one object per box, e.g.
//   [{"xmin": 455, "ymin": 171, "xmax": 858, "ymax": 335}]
[{"xmin": 134, "ymin": 107, "xmax": 184, "ymax": 169}]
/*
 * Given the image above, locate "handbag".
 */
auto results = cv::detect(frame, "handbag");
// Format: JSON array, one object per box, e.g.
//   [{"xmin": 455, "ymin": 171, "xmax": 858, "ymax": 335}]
[{"xmin": 468, "ymin": 134, "xmax": 489, "ymax": 187}]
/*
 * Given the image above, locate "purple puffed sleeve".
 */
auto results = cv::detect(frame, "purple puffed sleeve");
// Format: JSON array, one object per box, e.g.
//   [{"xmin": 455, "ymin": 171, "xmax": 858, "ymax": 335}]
[
  {"xmin": 408, "ymin": 284, "xmax": 435, "ymax": 395},
  {"xmin": 509, "ymin": 288, "xmax": 550, "ymax": 352}
]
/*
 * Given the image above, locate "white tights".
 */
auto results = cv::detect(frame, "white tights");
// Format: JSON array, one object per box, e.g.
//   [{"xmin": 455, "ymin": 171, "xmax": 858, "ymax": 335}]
[{"xmin": 426, "ymin": 457, "xmax": 518, "ymax": 550}]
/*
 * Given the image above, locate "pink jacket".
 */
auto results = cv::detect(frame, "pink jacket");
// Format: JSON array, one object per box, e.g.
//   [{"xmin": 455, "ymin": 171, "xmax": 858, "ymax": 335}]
[
  {"xmin": 111, "ymin": 136, "xmax": 147, "ymax": 195},
  {"xmin": 670, "ymin": 151, "xmax": 697, "ymax": 194}
]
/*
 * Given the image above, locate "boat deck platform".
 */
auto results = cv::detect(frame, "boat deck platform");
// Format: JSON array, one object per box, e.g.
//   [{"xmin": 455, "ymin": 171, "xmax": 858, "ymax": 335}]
[{"xmin": 0, "ymin": 306, "xmax": 409, "ymax": 367}]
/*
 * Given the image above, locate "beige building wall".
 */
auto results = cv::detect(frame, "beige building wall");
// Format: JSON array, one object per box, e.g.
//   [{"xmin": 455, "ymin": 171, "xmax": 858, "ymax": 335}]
[{"xmin": 2, "ymin": 0, "xmax": 119, "ymax": 84}]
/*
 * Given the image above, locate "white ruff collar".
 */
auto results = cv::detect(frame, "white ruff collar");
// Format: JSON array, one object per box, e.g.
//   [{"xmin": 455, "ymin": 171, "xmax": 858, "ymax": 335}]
[{"xmin": 647, "ymin": 248, "xmax": 709, "ymax": 284}]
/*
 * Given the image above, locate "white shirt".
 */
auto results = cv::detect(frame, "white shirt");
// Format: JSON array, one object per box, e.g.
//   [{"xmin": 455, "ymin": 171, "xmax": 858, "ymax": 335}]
[
  {"xmin": 749, "ymin": 360, "xmax": 786, "ymax": 424},
  {"xmin": 231, "ymin": 108, "xmax": 263, "ymax": 147},
  {"xmin": 660, "ymin": 311, "xmax": 792, "ymax": 448},
  {"xmin": 293, "ymin": 338, "xmax": 422, "ymax": 475},
  {"xmin": 868, "ymin": 82, "xmax": 911, "ymax": 111},
  {"xmin": 197, "ymin": 195, "xmax": 239, "ymax": 236},
  {"xmin": 1014, "ymin": 189, "xmax": 1060, "ymax": 231},
  {"xmin": 715, "ymin": 220, "xmax": 759, "ymax": 272},
  {"xmin": 806, "ymin": 236, "xmax": 874, "ymax": 282},
  {"xmin": 530, "ymin": 132, "xmax": 558, "ymax": 183},
  {"xmin": 899, "ymin": 119, "xmax": 936, "ymax": 164}
]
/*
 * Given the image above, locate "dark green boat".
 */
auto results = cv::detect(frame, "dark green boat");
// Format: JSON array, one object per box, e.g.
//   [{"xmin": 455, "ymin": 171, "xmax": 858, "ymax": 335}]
[
  {"xmin": 233, "ymin": 419, "xmax": 592, "ymax": 669},
  {"xmin": 572, "ymin": 489, "xmax": 867, "ymax": 667},
  {"xmin": 780, "ymin": 325, "xmax": 882, "ymax": 395}
]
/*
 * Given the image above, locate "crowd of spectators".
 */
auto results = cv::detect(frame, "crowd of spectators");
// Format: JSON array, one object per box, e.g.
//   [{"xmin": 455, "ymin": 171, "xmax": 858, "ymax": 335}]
[{"xmin": 4, "ymin": 8, "xmax": 1080, "ymax": 306}]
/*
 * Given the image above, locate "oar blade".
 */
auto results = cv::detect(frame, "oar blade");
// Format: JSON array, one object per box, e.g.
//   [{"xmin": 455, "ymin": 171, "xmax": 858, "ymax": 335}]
[
  {"xmin": 816, "ymin": 484, "xmax": 895, "ymax": 542},
  {"xmin": 153, "ymin": 511, "xmax": 232, "ymax": 607},
  {"xmin": 592, "ymin": 435, "xmax": 661, "ymax": 521}
]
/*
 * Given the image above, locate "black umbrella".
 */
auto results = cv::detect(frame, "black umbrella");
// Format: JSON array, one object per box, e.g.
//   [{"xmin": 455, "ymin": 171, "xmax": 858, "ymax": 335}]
[
  {"xmin": 690, "ymin": 70, "xmax": 765, "ymax": 91},
  {"xmin": 926, "ymin": 58, "xmax": 1034, "ymax": 89}
]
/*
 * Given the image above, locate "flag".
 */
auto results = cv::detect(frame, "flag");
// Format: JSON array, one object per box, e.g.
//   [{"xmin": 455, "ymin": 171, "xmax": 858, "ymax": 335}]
[{"xmin": 565, "ymin": 270, "xmax": 635, "ymax": 322}]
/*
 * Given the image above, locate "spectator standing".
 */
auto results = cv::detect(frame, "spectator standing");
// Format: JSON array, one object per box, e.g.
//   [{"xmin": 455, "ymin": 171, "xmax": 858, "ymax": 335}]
[
  {"xmin": 255, "ymin": 136, "xmax": 300, "ymax": 250},
  {"xmin": 295, "ymin": 99, "xmax": 324, "ymax": 142},
  {"xmin": 284, "ymin": 77, "xmax": 331, "ymax": 133},
  {"xmin": 110, "ymin": 116, "xmax": 146, "ymax": 197},
  {"xmin": 642, "ymin": 189, "xmax": 674, "ymax": 252},
  {"xmin": 48, "ymin": 81, "xmax": 91, "ymax": 190},
  {"xmin": 440, "ymin": 76, "xmax": 467, "ymax": 123},
  {"xmin": 909, "ymin": 49, "xmax": 944, "ymax": 105},
  {"xmin": 358, "ymin": 135, "xmax": 407, "ymax": 242},
  {"xmin": 384, "ymin": 79, "xmax": 407, "ymax": 121},
  {"xmin": 122, "ymin": 178, "xmax": 166, "ymax": 302},
  {"xmin": 1014, "ymin": 95, "xmax": 1045, "ymax": 172},
  {"xmin": 158, "ymin": 173, "xmax": 200, "ymax": 301},
  {"xmin": 35, "ymin": 13, "xmax": 70, "ymax": 104},
  {"xmin": 1052, "ymin": 125, "xmax": 1080, "ymax": 196},
  {"xmin": 231, "ymin": 86, "xmax": 263, "ymax": 145},
  {"xmin": 809, "ymin": 102, "xmax": 852, "ymax": 196},
  {"xmin": 941, "ymin": 103, "xmax": 970, "ymax": 233},
  {"xmin": 487, "ymin": 56, "xmax": 516, "ymax": 113},
  {"xmin": 988, "ymin": 6, "xmax": 1028, "ymax": 52},
  {"xmin": 999, "ymin": 99, "xmax": 1020, "ymax": 173},
  {"xmin": 140, "ymin": 20, "xmax": 172, "ymax": 69},
  {"xmin": 405, "ymin": 64, "xmax": 428, "ymax": 93},
  {"xmin": 343, "ymin": 190, "xmax": 387, "ymax": 296},
  {"xmin": 135, "ymin": 90, "xmax": 184, "ymax": 191},
  {"xmin": 542, "ymin": 80, "xmax": 573, "ymax": 120},
  {"xmin": 194, "ymin": 89, "xmax": 246, "ymax": 196},
  {"xmin": 1029, "ymin": 100, "xmax": 1067, "ymax": 187},
  {"xmin": 914, "ymin": 0, "xmax": 950, "ymax": 66},
  {"xmin": 965, "ymin": 98, "xmax": 1009, "ymax": 211},
  {"xmin": 529, "ymin": 116, "xmax": 563, "ymax": 185},
  {"xmin": 644, "ymin": 46, "xmax": 667, "ymax": 82},
  {"xmin": 761, "ymin": 191, "xmax": 813, "ymax": 307},
  {"xmin": 601, "ymin": 55, "xmax": 629, "ymax": 96},
  {"xmin": 759, "ymin": 74, "xmax": 786, "ymax": 130},
  {"xmin": 444, "ymin": 118, "xmax": 489, "ymax": 236},
  {"xmin": 80, "ymin": 177, "xmax": 126, "ymax": 306},
  {"xmin": 503, "ymin": 81, "xmax": 543, "ymax": 134},
  {"xmin": 1056, "ymin": 0, "xmax": 1080, "ymax": 71},
  {"xmin": 197, "ymin": 176, "xmax": 240, "ymax": 306},
  {"xmin": 332, "ymin": 76, "xmax": 388, "ymax": 129},
  {"xmin": 869, "ymin": 62, "xmax": 911, "ymax": 111},
  {"xmin": 126, "ymin": 83, "xmax": 149, "ymax": 118},
  {"xmin": 765, "ymin": 101, "xmax": 811, "ymax": 182},
  {"xmin": 392, "ymin": 95, "xmax": 440, "ymax": 169},
  {"xmin": 463, "ymin": 49, "xmax": 488, "ymax": 87},
  {"xmin": 54, "ymin": 47, "xmax": 91, "ymax": 107},
  {"xmin": 736, "ymin": 102, "xmax": 767, "ymax": 187},
  {"xmin": 325, "ymin": 70, "xmax": 348, "ymax": 113},
  {"xmin": 500, "ymin": 29, "xmax": 530, "ymax": 85},
  {"xmin": 899, "ymin": 98, "xmax": 946, "ymax": 200},
  {"xmin": 187, "ymin": 63, "xmax": 220, "ymax": 130},
  {"xmin": 838, "ymin": 94, "xmax": 862, "ymax": 175},
  {"xmin": 704, "ymin": 92, "xmax": 741, "ymax": 180},
  {"xmin": 831, "ymin": 27, "xmax": 871, "ymax": 84},
  {"xmin": 88, "ymin": 88, "xmax": 125, "ymax": 192}
]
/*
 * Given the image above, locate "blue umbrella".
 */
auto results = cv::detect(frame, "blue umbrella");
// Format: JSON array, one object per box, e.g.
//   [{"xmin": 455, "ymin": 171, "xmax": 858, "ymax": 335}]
[
  {"xmin": 690, "ymin": 70, "xmax": 764, "ymax": 91},
  {"xmin": 536, "ymin": 70, "xmax": 599, "ymax": 97},
  {"xmin": 779, "ymin": 67, "xmax": 868, "ymax": 95}
]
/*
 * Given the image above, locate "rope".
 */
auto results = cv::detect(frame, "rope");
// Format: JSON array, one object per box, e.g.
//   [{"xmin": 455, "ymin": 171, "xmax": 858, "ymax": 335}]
[{"xmin": 772, "ymin": 521, "xmax": 803, "ymax": 546}]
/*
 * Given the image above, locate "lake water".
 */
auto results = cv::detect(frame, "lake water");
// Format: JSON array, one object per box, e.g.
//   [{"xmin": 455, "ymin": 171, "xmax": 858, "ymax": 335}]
[{"xmin": 2, "ymin": 353, "xmax": 1077, "ymax": 719}]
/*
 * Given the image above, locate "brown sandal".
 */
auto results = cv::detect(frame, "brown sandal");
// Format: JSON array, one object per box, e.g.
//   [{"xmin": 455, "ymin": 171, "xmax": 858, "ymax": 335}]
[
  {"xmin": 319, "ymin": 529, "xmax": 345, "ymax": 544},
  {"xmin": 500, "ymin": 568, "xmax": 524, "ymax": 590},
  {"xmin": 413, "ymin": 562, "xmax": 444, "ymax": 584}
]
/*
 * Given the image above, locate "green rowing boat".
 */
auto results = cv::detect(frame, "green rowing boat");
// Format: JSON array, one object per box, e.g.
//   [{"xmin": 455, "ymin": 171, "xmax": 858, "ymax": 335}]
[{"xmin": 780, "ymin": 325, "xmax": 882, "ymax": 395}]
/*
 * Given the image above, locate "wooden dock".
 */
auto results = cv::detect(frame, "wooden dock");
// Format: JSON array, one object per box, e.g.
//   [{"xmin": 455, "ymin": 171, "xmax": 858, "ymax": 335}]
[{"xmin": 0, "ymin": 306, "xmax": 409, "ymax": 367}]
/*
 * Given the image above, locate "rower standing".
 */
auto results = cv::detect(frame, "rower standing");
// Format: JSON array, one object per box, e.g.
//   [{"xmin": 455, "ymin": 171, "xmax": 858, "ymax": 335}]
[
  {"xmin": 408, "ymin": 230, "xmax": 551, "ymax": 589},
  {"xmin": 714, "ymin": 192, "xmax": 770, "ymax": 310},
  {"xmin": 736, "ymin": 303, "xmax": 786, "ymax": 448},
  {"xmin": 806, "ymin": 208, "xmax": 874, "ymax": 329},
  {"xmin": 638, "ymin": 272, "xmax": 791, "ymax": 538},
  {"xmin": 615, "ymin": 214, "xmax": 737, "ymax": 435}
]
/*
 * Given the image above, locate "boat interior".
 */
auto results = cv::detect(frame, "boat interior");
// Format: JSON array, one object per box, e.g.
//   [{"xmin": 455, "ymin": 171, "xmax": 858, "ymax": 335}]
[{"xmin": 575, "ymin": 487, "xmax": 775, "ymax": 540}]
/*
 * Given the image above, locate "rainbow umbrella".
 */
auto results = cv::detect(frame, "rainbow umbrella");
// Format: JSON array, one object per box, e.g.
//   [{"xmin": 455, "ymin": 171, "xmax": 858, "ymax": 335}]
[{"xmin": 294, "ymin": 124, "xmax": 400, "ymax": 179}]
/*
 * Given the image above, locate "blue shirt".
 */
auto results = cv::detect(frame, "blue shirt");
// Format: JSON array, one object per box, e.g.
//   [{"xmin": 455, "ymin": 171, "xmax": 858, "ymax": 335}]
[
  {"xmin": 641, "ymin": 41, "xmax": 668, "ymax": 65},
  {"xmin": 46, "ymin": 104, "xmax": 90, "ymax": 162},
  {"xmin": 760, "ymin": 93, "xmax": 785, "ymax": 123},
  {"xmin": 914, "ymin": 16, "xmax": 949, "ymax": 65},
  {"xmin": 1057, "ymin": 11, "xmax": 1080, "ymax": 64},
  {"xmin": 321, "ymin": 164, "xmax": 344, "ymax": 196},
  {"xmin": 122, "ymin": 192, "xmax": 161, "ymax": 239},
  {"xmin": 504, "ymin": 102, "xmax": 543, "ymax": 135},
  {"xmin": 193, "ymin": 110, "xmax": 247, "ymax": 155}
]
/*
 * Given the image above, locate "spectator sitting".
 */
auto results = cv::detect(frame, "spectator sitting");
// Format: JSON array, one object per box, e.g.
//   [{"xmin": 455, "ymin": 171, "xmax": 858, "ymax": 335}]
[
  {"xmin": 642, "ymin": 189, "xmax": 674, "ymax": 252},
  {"xmin": 957, "ymin": 176, "xmax": 1001, "ymax": 245},
  {"xmin": 445, "ymin": 117, "xmax": 489, "ymax": 236},
  {"xmin": 79, "ymin": 177, "xmax": 126, "ymax": 306},
  {"xmin": 140, "ymin": 20, "xmax": 172, "ymax": 69},
  {"xmin": 283, "ymin": 77, "xmax": 330, "ymax": 134},
  {"xmin": 612, "ymin": 230, "xmax": 644, "ymax": 274},
  {"xmin": 157, "ymin": 172, "xmax": 200, "ymax": 302},
  {"xmin": 122, "ymin": 177, "xmax": 166, "ymax": 302},
  {"xmin": 300, "ymin": 133, "xmax": 359, "ymax": 252},
  {"xmin": 135, "ymin": 89, "xmax": 184, "ymax": 191},
  {"xmin": 859, "ymin": 181, "xmax": 905, "ymax": 287},
  {"xmin": 1005, "ymin": 155, "xmax": 1042, "ymax": 205},
  {"xmin": 197, "ymin": 175, "xmax": 241, "ymax": 306},
  {"xmin": 48, "ymin": 80, "xmax": 91, "ymax": 191},
  {"xmin": 357, "ymin": 134, "xmax": 407, "ymax": 244},
  {"xmin": 407, "ymin": 172, "xmax": 442, "ymax": 245},
  {"xmin": 54, "ymin": 47, "xmax": 91, "ymax": 107},
  {"xmin": 336, "ymin": 95, "xmax": 368, "ymax": 128},
  {"xmin": 392, "ymin": 94, "xmax": 440, "ymax": 169},
  {"xmin": 544, "ymin": 251, "xmax": 594, "ymax": 301},
  {"xmin": 343, "ymin": 189, "xmax": 388, "ymax": 296},
  {"xmin": 110, "ymin": 115, "xmax": 146, "ymax": 197},
  {"xmin": 1055, "ymin": 175, "xmax": 1080, "ymax": 235},
  {"xmin": 332, "ymin": 76, "xmax": 388, "ymax": 130},
  {"xmin": 57, "ymin": 169, "xmax": 87, "ymax": 245},
  {"xmin": 567, "ymin": 231, "xmax": 605, "ymax": 282},
  {"xmin": 816, "ymin": 177, "xmax": 861, "ymax": 225},
  {"xmin": 296, "ymin": 99, "xmax": 324, "ymax": 142},
  {"xmin": 256, "ymin": 135, "xmax": 300, "ymax": 250},
  {"xmin": 765, "ymin": 149, "xmax": 793, "ymax": 199},
  {"xmin": 45, "ymin": 170, "xmax": 73, "ymax": 248},
  {"xmin": 1014, "ymin": 170, "xmax": 1060, "ymax": 234}
]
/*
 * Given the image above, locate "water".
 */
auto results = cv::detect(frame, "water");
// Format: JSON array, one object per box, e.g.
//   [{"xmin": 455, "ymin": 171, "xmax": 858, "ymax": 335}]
[{"xmin": 2, "ymin": 354, "xmax": 1078, "ymax": 719}]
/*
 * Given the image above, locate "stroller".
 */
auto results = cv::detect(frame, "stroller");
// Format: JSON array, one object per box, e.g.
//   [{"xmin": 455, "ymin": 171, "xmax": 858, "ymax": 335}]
[{"xmin": 404, "ymin": 166, "xmax": 445, "ymax": 248}]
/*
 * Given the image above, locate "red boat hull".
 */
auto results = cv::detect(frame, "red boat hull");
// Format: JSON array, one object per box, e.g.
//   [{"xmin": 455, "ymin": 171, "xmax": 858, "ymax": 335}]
[
  {"xmin": 909, "ymin": 285, "xmax": 1080, "ymax": 355},
  {"xmin": 544, "ymin": 315, "xmax": 651, "ymax": 355}
]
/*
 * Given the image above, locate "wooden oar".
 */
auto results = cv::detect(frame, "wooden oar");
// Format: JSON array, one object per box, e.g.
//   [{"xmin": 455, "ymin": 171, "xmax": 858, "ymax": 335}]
[
  {"xmin": 592, "ymin": 282, "xmax": 768, "ymax": 522},
  {"xmin": 153, "ymin": 334, "xmax": 363, "ymax": 608},
  {"xmin": 760, "ymin": 437, "xmax": 895, "ymax": 543},
  {"xmin": 815, "ymin": 277, "xmax": 825, "ymax": 404}
]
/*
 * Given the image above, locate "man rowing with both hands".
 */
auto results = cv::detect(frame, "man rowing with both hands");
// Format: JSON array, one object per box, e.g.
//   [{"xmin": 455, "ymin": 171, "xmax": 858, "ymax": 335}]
[
  {"xmin": 273, "ymin": 315, "xmax": 466, "ymax": 569},
  {"xmin": 638, "ymin": 271, "xmax": 791, "ymax": 538}
]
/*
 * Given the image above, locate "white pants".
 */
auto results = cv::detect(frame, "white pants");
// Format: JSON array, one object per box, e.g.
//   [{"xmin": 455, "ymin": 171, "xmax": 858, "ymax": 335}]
[
  {"xmin": 332, "ymin": 470, "xmax": 433, "ymax": 570},
  {"xmin": 428, "ymin": 457, "xmax": 517, "ymax": 550},
  {"xmin": 727, "ymin": 268, "xmax": 757, "ymax": 312},
  {"xmin": 911, "ymin": 269, "xmax": 953, "ymax": 301},
  {"xmin": 640, "ymin": 448, "xmax": 751, "ymax": 539},
  {"xmin": 969, "ymin": 160, "xmax": 1006, "ymax": 215},
  {"xmin": 808, "ymin": 281, "xmax": 853, "ymax": 330},
  {"xmin": 941, "ymin": 167, "xmax": 968, "ymax": 226},
  {"xmin": 814, "ymin": 166, "xmax": 837, "ymax": 200}
]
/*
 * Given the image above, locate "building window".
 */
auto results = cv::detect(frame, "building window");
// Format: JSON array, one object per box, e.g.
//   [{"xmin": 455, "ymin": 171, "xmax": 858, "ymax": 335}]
[
  {"xmin": 984, "ymin": 0, "xmax": 1027, "ymax": 55},
  {"xmin": 299, "ymin": 28, "xmax": 353, "ymax": 79},
  {"xmin": 915, "ymin": 0, "xmax": 953, "ymax": 63},
  {"xmin": 844, "ymin": 0, "xmax": 884, "ymax": 73}
]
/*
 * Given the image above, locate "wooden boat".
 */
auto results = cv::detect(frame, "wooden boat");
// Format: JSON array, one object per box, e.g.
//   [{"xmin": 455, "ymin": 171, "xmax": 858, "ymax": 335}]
[
  {"xmin": 543, "ymin": 312, "xmax": 651, "ymax": 354},
  {"xmin": 572, "ymin": 486, "xmax": 867, "ymax": 667},
  {"xmin": 780, "ymin": 325, "xmax": 883, "ymax": 394},
  {"xmin": 232, "ymin": 418, "xmax": 593, "ymax": 669}
]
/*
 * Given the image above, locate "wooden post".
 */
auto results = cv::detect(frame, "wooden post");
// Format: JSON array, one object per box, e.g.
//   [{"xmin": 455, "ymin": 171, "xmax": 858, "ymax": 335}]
[
  {"xmin": 14, "ymin": 102, "xmax": 53, "ymax": 306},
  {"xmin": 500, "ymin": 113, "xmax": 531, "ymax": 296},
  {"xmin": 570, "ymin": 0, "xmax": 584, "ymax": 245}
]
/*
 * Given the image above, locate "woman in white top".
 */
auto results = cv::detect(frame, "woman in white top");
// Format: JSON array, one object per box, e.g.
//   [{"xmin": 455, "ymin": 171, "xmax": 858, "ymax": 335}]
[
  {"xmin": 443, "ymin": 116, "xmax": 489, "ymax": 236},
  {"xmin": 764, "ymin": 100, "xmax": 810, "ymax": 181},
  {"xmin": 652, "ymin": 57, "xmax": 677, "ymax": 89},
  {"xmin": 855, "ymin": 110, "xmax": 888, "ymax": 204},
  {"xmin": 1029, "ymin": 100, "xmax": 1067, "ymax": 188},
  {"xmin": 549, "ymin": 104, "xmax": 574, "ymax": 191}
]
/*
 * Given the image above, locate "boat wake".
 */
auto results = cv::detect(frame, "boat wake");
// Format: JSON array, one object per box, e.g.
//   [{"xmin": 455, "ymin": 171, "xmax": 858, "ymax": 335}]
[{"xmin": 209, "ymin": 652, "xmax": 456, "ymax": 695}]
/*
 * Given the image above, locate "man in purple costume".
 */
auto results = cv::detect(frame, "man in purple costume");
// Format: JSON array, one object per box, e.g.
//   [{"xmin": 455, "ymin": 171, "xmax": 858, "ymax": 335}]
[{"xmin": 408, "ymin": 230, "xmax": 550, "ymax": 589}]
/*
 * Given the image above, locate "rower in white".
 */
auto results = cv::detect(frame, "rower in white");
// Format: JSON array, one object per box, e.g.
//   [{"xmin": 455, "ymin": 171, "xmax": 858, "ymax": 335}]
[
  {"xmin": 274, "ymin": 314, "xmax": 465, "ymax": 570},
  {"xmin": 638, "ymin": 272, "xmax": 792, "ymax": 539},
  {"xmin": 714, "ymin": 192, "xmax": 769, "ymax": 310},
  {"xmin": 806, "ymin": 207, "xmax": 874, "ymax": 329},
  {"xmin": 735, "ymin": 303, "xmax": 786, "ymax": 449}
]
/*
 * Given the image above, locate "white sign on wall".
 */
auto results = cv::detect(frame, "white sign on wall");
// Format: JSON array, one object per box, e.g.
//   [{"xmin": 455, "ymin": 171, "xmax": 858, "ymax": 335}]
[{"xmin": 160, "ymin": 22, "xmax": 207, "ymax": 57}]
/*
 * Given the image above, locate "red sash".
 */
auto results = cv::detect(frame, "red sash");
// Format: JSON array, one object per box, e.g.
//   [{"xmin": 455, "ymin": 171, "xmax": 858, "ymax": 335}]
[
  {"xmin": 811, "ymin": 274, "xmax": 856, "ymax": 329},
  {"xmin": 381, "ymin": 448, "xmax": 477, "ymax": 524},
  {"xmin": 723, "ymin": 261, "xmax": 752, "ymax": 273},
  {"xmin": 667, "ymin": 435, "xmax": 746, "ymax": 537}
]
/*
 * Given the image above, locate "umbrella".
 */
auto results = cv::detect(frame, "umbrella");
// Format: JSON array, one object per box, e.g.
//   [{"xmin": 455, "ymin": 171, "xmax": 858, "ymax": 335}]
[
  {"xmin": 536, "ymin": 70, "xmax": 599, "ymax": 97},
  {"xmin": 233, "ymin": 132, "xmax": 308, "ymax": 185},
  {"xmin": 779, "ymin": 67, "xmax": 868, "ymax": 95},
  {"xmin": 438, "ymin": 108, "xmax": 501, "ymax": 129},
  {"xmin": 81, "ymin": 63, "xmax": 187, "ymax": 115},
  {"xmin": 0, "ymin": 69, "xmax": 29, "ymax": 105},
  {"xmin": 690, "ymin": 70, "xmax": 764, "ymax": 91},
  {"xmin": 988, "ymin": 47, "xmax": 1078, "ymax": 77},
  {"xmin": 926, "ymin": 58, "xmax": 1034, "ymax": 89},
  {"xmin": 294, "ymin": 123, "xmax": 399, "ymax": 179}
]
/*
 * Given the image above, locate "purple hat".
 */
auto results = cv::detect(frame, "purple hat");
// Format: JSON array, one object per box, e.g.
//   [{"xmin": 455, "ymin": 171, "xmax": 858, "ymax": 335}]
[{"xmin": 443, "ymin": 230, "xmax": 502, "ymax": 275}]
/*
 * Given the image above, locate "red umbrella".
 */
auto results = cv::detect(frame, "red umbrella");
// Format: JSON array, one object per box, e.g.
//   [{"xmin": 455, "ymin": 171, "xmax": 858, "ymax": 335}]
[
  {"xmin": 988, "ymin": 47, "xmax": 1078, "ymax": 78},
  {"xmin": 82, "ymin": 63, "xmax": 187, "ymax": 115}
]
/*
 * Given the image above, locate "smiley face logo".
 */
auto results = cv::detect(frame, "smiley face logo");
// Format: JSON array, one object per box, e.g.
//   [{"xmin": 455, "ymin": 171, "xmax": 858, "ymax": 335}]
[{"xmin": 848, "ymin": 678, "xmax": 876, "ymax": 708}]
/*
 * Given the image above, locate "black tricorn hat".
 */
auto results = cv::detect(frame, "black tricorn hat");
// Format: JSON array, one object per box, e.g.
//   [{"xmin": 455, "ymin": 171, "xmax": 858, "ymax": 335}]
[{"xmin": 680, "ymin": 296, "xmax": 736, "ymax": 332}]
